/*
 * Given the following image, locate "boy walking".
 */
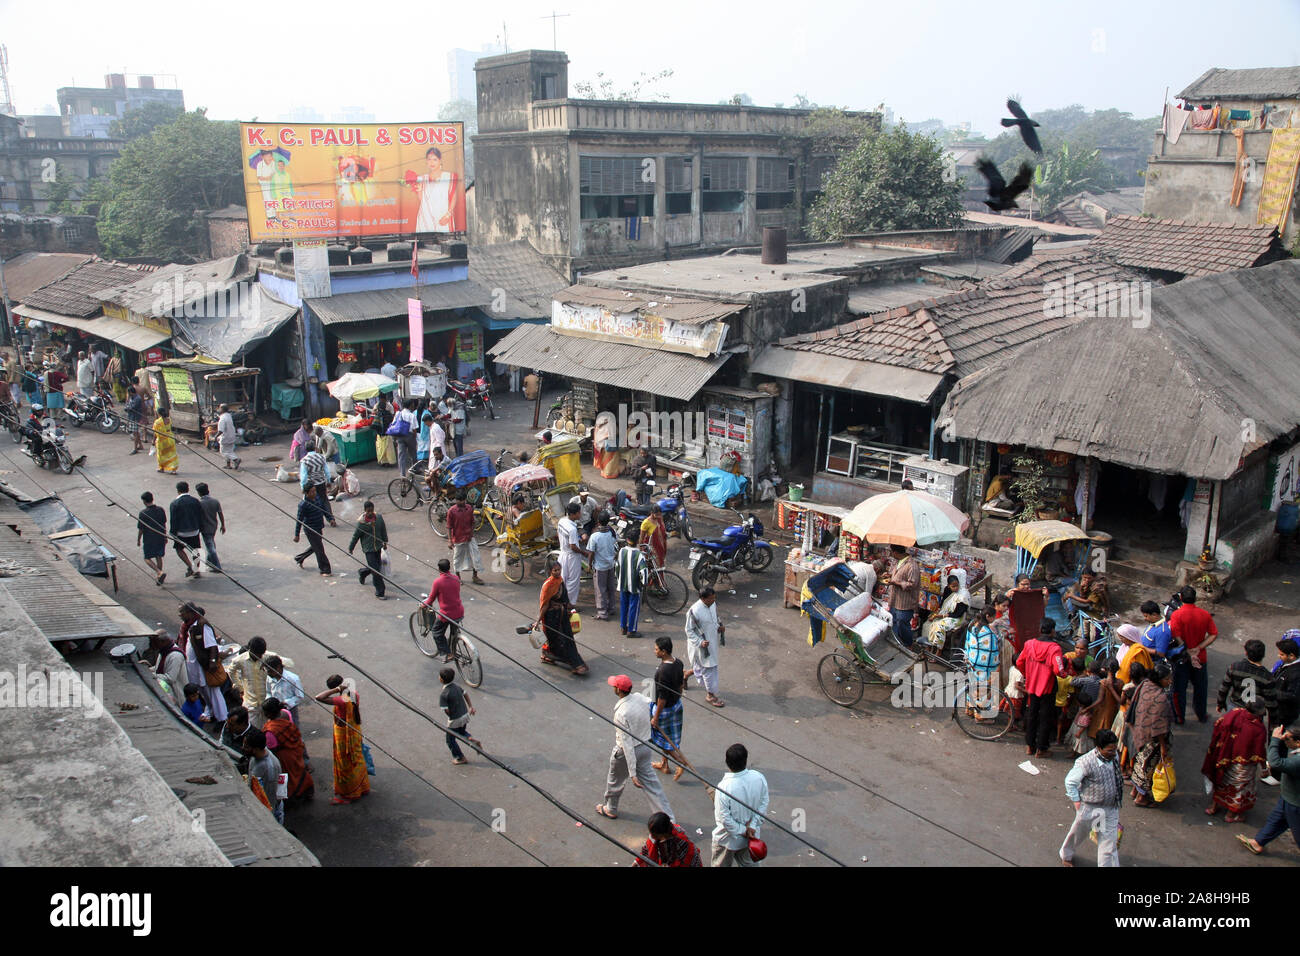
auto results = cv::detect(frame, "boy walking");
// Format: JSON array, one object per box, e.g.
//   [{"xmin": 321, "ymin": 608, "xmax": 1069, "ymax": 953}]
[
  {"xmin": 439, "ymin": 667, "xmax": 480, "ymax": 765},
  {"xmin": 348, "ymin": 499, "xmax": 389, "ymax": 599}
]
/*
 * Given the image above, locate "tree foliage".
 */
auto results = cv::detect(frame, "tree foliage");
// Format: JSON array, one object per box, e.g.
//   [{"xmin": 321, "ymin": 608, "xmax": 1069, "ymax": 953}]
[
  {"xmin": 110, "ymin": 101, "xmax": 184, "ymax": 140},
  {"xmin": 1031, "ymin": 141, "xmax": 1116, "ymax": 214},
  {"xmin": 572, "ymin": 69, "xmax": 674, "ymax": 101},
  {"xmin": 806, "ymin": 125, "xmax": 963, "ymax": 238},
  {"xmin": 439, "ymin": 98, "xmax": 478, "ymax": 179},
  {"xmin": 93, "ymin": 109, "xmax": 242, "ymax": 261},
  {"xmin": 981, "ymin": 104, "xmax": 1159, "ymax": 186}
]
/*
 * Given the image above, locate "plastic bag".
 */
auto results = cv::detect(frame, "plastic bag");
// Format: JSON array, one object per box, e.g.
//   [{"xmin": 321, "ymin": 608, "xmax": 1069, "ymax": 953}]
[
  {"xmin": 362, "ymin": 742, "xmax": 376, "ymax": 776},
  {"xmin": 1152, "ymin": 758, "xmax": 1177, "ymax": 803},
  {"xmin": 275, "ymin": 464, "xmax": 297, "ymax": 482},
  {"xmin": 380, "ymin": 547, "xmax": 391, "ymax": 575}
]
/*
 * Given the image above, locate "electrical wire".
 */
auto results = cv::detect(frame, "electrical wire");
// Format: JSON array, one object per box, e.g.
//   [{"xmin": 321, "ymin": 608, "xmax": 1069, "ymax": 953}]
[{"xmin": 0, "ymin": 441, "xmax": 658, "ymax": 867}]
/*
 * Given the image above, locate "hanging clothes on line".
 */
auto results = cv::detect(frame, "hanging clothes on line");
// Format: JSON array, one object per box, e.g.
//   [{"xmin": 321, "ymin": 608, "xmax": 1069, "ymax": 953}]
[
  {"xmin": 1188, "ymin": 105, "xmax": 1220, "ymax": 130},
  {"xmin": 1164, "ymin": 103, "xmax": 1189, "ymax": 145}
]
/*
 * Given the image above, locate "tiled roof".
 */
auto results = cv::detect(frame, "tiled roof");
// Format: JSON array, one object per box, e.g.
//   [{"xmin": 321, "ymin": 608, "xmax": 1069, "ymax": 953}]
[
  {"xmin": 1091, "ymin": 215, "xmax": 1282, "ymax": 277},
  {"xmin": 781, "ymin": 249, "xmax": 1152, "ymax": 379},
  {"xmin": 0, "ymin": 252, "xmax": 91, "ymax": 303},
  {"xmin": 468, "ymin": 239, "xmax": 569, "ymax": 319},
  {"xmin": 18, "ymin": 258, "xmax": 160, "ymax": 319},
  {"xmin": 1178, "ymin": 66, "xmax": 1300, "ymax": 101}
]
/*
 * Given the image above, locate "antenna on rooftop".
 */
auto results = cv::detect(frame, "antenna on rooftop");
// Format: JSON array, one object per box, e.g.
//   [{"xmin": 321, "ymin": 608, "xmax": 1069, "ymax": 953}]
[
  {"xmin": 540, "ymin": 11, "xmax": 570, "ymax": 50},
  {"xmin": 0, "ymin": 45, "xmax": 16, "ymax": 116}
]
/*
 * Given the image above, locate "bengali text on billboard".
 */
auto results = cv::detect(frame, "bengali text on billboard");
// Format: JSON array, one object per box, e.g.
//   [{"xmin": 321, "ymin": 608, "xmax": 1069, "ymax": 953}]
[{"xmin": 239, "ymin": 122, "xmax": 466, "ymax": 241}]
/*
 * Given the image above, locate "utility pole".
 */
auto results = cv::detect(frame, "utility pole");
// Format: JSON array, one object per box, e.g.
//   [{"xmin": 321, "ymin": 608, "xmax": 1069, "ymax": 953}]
[{"xmin": 539, "ymin": 11, "xmax": 570, "ymax": 50}]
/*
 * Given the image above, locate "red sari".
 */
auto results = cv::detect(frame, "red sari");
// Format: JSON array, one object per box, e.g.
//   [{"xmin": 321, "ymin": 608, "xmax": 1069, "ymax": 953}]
[
  {"xmin": 265, "ymin": 715, "xmax": 315, "ymax": 800},
  {"xmin": 1201, "ymin": 707, "xmax": 1267, "ymax": 814}
]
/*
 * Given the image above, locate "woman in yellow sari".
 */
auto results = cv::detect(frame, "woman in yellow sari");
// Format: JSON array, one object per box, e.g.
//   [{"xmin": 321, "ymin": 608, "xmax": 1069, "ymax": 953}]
[
  {"xmin": 154, "ymin": 411, "xmax": 179, "ymax": 474},
  {"xmin": 315, "ymin": 675, "xmax": 370, "ymax": 805}
]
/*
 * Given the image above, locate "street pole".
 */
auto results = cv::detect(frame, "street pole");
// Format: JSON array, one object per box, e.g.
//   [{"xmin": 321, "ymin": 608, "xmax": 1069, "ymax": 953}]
[{"xmin": 0, "ymin": 252, "xmax": 12, "ymax": 348}]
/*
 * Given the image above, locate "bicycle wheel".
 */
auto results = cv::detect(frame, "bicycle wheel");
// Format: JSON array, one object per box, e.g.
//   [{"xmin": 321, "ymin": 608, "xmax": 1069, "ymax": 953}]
[
  {"xmin": 502, "ymin": 544, "xmax": 525, "ymax": 583},
  {"xmin": 474, "ymin": 511, "xmax": 498, "ymax": 546},
  {"xmin": 744, "ymin": 545, "xmax": 773, "ymax": 572},
  {"xmin": 453, "ymin": 634, "xmax": 483, "ymax": 687},
  {"xmin": 483, "ymin": 487, "xmax": 503, "ymax": 511},
  {"xmin": 409, "ymin": 609, "xmax": 441, "ymax": 657},
  {"xmin": 952, "ymin": 677, "xmax": 1014, "ymax": 740},
  {"xmin": 817, "ymin": 652, "xmax": 865, "ymax": 707},
  {"xmin": 643, "ymin": 569, "xmax": 688, "ymax": 615},
  {"xmin": 389, "ymin": 476, "xmax": 418, "ymax": 510},
  {"xmin": 428, "ymin": 500, "xmax": 449, "ymax": 537}
]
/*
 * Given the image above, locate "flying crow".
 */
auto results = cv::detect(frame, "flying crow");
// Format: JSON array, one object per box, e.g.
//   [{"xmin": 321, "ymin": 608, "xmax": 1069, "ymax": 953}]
[
  {"xmin": 977, "ymin": 159, "xmax": 1034, "ymax": 211},
  {"xmin": 1001, "ymin": 99, "xmax": 1043, "ymax": 156}
]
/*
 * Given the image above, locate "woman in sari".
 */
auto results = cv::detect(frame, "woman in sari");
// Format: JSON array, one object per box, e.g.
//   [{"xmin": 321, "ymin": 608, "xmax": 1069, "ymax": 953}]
[
  {"xmin": 315, "ymin": 675, "xmax": 370, "ymax": 805},
  {"xmin": 538, "ymin": 585, "xmax": 588, "ymax": 675},
  {"xmin": 289, "ymin": 419, "xmax": 313, "ymax": 462},
  {"xmin": 1201, "ymin": 700, "xmax": 1268, "ymax": 822},
  {"xmin": 1130, "ymin": 661, "xmax": 1174, "ymax": 807},
  {"xmin": 538, "ymin": 561, "xmax": 565, "ymax": 619},
  {"xmin": 639, "ymin": 509, "xmax": 668, "ymax": 569},
  {"xmin": 1115, "ymin": 624, "xmax": 1153, "ymax": 685},
  {"xmin": 922, "ymin": 570, "xmax": 970, "ymax": 651},
  {"xmin": 262, "ymin": 698, "xmax": 315, "ymax": 801},
  {"xmin": 154, "ymin": 410, "xmax": 179, "ymax": 474},
  {"xmin": 962, "ymin": 605, "xmax": 1000, "ymax": 717},
  {"xmin": 1090, "ymin": 659, "xmax": 1123, "ymax": 743}
]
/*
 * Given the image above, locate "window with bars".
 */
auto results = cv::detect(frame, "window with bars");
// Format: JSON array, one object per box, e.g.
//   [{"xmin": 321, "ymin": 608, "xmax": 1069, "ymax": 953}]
[
  {"xmin": 61, "ymin": 224, "xmax": 81, "ymax": 242},
  {"xmin": 756, "ymin": 158, "xmax": 795, "ymax": 210},
  {"xmin": 579, "ymin": 156, "xmax": 656, "ymax": 220},
  {"xmin": 701, "ymin": 156, "xmax": 745, "ymax": 213},
  {"xmin": 665, "ymin": 157, "xmax": 693, "ymax": 215}
]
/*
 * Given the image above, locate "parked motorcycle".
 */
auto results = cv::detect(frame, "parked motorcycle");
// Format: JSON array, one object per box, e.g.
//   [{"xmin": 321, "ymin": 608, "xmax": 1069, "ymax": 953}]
[
  {"xmin": 23, "ymin": 422, "xmax": 81, "ymax": 474},
  {"xmin": 612, "ymin": 483, "xmax": 693, "ymax": 542},
  {"xmin": 1, "ymin": 401, "xmax": 21, "ymax": 443},
  {"xmin": 65, "ymin": 385, "xmax": 120, "ymax": 434},
  {"xmin": 447, "ymin": 376, "xmax": 497, "ymax": 420},
  {"xmin": 687, "ymin": 511, "xmax": 773, "ymax": 590}
]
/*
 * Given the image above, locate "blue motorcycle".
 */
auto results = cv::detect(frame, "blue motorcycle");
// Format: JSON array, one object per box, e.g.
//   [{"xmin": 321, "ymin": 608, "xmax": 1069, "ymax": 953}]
[
  {"xmin": 612, "ymin": 481, "xmax": 693, "ymax": 542},
  {"xmin": 688, "ymin": 511, "xmax": 773, "ymax": 591}
]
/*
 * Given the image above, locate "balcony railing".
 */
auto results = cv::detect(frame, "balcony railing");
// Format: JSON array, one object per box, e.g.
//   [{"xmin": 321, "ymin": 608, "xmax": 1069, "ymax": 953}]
[{"xmin": 529, "ymin": 99, "xmax": 818, "ymax": 135}]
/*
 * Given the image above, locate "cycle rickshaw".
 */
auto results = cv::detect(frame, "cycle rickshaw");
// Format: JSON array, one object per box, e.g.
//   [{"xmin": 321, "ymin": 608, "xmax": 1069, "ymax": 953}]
[{"xmin": 427, "ymin": 449, "xmax": 501, "ymax": 537}]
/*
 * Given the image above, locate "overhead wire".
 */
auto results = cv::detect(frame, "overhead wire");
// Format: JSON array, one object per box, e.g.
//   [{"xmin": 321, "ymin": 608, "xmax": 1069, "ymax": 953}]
[{"xmin": 0, "ymin": 441, "xmax": 657, "ymax": 867}]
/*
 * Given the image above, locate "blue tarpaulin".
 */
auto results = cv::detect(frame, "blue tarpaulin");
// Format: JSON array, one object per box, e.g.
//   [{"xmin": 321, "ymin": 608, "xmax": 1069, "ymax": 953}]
[
  {"xmin": 695, "ymin": 468, "xmax": 749, "ymax": 508},
  {"xmin": 444, "ymin": 449, "xmax": 496, "ymax": 487}
]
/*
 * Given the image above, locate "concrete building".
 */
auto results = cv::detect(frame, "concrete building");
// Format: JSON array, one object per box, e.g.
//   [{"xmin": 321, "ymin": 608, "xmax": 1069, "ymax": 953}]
[
  {"xmin": 1145, "ymin": 66, "xmax": 1300, "ymax": 246},
  {"xmin": 448, "ymin": 44, "xmax": 506, "ymax": 103},
  {"xmin": 207, "ymin": 204, "xmax": 250, "ymax": 258},
  {"xmin": 56, "ymin": 73, "xmax": 184, "ymax": 139},
  {"xmin": 472, "ymin": 50, "xmax": 880, "ymax": 279},
  {"xmin": 0, "ymin": 114, "xmax": 120, "ymax": 216}
]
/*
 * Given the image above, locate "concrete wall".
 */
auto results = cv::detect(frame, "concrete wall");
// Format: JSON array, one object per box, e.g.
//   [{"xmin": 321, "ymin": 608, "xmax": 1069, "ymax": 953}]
[
  {"xmin": 207, "ymin": 217, "xmax": 249, "ymax": 259},
  {"xmin": 1145, "ymin": 123, "xmax": 1300, "ymax": 245},
  {"xmin": 0, "ymin": 214, "xmax": 99, "ymax": 258}
]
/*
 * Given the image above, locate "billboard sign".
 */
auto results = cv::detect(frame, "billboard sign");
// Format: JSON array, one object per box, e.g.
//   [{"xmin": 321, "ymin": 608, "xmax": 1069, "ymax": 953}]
[{"xmin": 239, "ymin": 122, "xmax": 466, "ymax": 241}]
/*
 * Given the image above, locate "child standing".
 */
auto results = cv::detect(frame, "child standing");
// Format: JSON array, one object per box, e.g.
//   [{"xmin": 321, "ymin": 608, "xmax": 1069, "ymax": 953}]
[{"xmin": 181, "ymin": 683, "xmax": 205, "ymax": 725}]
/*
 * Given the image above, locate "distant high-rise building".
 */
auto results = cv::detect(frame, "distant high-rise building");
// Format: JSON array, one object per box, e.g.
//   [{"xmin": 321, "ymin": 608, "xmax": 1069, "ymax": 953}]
[
  {"xmin": 280, "ymin": 106, "xmax": 326, "ymax": 123},
  {"xmin": 447, "ymin": 44, "xmax": 506, "ymax": 103},
  {"xmin": 56, "ymin": 73, "xmax": 183, "ymax": 138},
  {"xmin": 332, "ymin": 106, "xmax": 375, "ymax": 124}
]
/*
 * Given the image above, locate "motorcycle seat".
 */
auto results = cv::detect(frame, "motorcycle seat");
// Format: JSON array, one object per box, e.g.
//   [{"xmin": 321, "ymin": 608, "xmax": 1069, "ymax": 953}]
[
  {"xmin": 621, "ymin": 504, "xmax": 653, "ymax": 519},
  {"xmin": 693, "ymin": 538, "xmax": 730, "ymax": 549}
]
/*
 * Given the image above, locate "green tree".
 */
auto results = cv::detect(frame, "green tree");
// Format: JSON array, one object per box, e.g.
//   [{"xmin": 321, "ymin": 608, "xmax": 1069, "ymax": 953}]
[
  {"xmin": 1031, "ymin": 141, "xmax": 1116, "ymax": 214},
  {"xmin": 439, "ymin": 98, "xmax": 478, "ymax": 179},
  {"xmin": 806, "ymin": 125, "xmax": 962, "ymax": 238},
  {"xmin": 110, "ymin": 101, "xmax": 184, "ymax": 140},
  {"xmin": 93, "ymin": 108, "xmax": 242, "ymax": 261}
]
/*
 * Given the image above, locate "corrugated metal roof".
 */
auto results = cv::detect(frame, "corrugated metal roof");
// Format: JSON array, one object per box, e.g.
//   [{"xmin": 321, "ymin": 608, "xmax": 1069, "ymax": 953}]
[
  {"xmin": 19, "ymin": 259, "xmax": 160, "ymax": 319},
  {"xmin": 86, "ymin": 315, "xmax": 171, "ymax": 353},
  {"xmin": 306, "ymin": 280, "xmax": 492, "ymax": 326},
  {"xmin": 169, "ymin": 285, "xmax": 297, "ymax": 363},
  {"xmin": 555, "ymin": 285, "xmax": 745, "ymax": 325},
  {"xmin": 0, "ymin": 253, "xmax": 91, "ymax": 302},
  {"xmin": 944, "ymin": 258, "xmax": 1300, "ymax": 480},
  {"xmin": 1178, "ymin": 66, "xmax": 1300, "ymax": 101},
  {"xmin": 488, "ymin": 323, "xmax": 731, "ymax": 400},
  {"xmin": 98, "ymin": 256, "xmax": 251, "ymax": 317},
  {"xmin": 750, "ymin": 346, "xmax": 943, "ymax": 403}
]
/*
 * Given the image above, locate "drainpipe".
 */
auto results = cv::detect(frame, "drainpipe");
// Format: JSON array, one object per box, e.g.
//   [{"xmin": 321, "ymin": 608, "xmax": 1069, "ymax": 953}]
[{"xmin": 814, "ymin": 390, "xmax": 825, "ymax": 473}]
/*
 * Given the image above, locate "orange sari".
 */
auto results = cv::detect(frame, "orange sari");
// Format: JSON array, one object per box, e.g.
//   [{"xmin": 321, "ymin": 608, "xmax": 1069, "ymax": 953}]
[
  {"xmin": 331, "ymin": 693, "xmax": 370, "ymax": 801},
  {"xmin": 265, "ymin": 715, "xmax": 315, "ymax": 800}
]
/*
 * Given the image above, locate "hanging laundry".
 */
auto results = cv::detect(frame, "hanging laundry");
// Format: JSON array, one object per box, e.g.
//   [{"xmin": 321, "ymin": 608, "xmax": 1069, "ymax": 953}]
[
  {"xmin": 1256, "ymin": 128, "xmax": 1300, "ymax": 232},
  {"xmin": 1227, "ymin": 108, "xmax": 1252, "ymax": 121},
  {"xmin": 1230, "ymin": 128, "xmax": 1247, "ymax": 208},
  {"xmin": 1164, "ymin": 103, "xmax": 1189, "ymax": 145},
  {"xmin": 1188, "ymin": 106, "xmax": 1219, "ymax": 130},
  {"xmin": 1266, "ymin": 107, "xmax": 1295, "ymax": 129}
]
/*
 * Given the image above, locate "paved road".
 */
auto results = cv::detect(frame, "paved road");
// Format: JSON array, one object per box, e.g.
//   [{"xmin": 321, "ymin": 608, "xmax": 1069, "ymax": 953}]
[{"xmin": 2, "ymin": 394, "xmax": 1296, "ymax": 868}]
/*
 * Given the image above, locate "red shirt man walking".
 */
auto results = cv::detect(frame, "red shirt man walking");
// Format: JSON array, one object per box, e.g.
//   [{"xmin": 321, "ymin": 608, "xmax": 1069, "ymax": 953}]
[
  {"xmin": 445, "ymin": 490, "xmax": 484, "ymax": 585},
  {"xmin": 1169, "ymin": 585, "xmax": 1218, "ymax": 723}
]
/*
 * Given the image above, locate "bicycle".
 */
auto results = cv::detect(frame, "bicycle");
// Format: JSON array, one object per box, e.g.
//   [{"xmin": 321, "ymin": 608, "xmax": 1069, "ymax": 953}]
[
  {"xmin": 950, "ymin": 655, "xmax": 1015, "ymax": 740},
  {"xmin": 409, "ymin": 605, "xmax": 483, "ymax": 687},
  {"xmin": 1067, "ymin": 609, "xmax": 1120, "ymax": 662},
  {"xmin": 639, "ymin": 545, "xmax": 688, "ymax": 615},
  {"xmin": 387, "ymin": 459, "xmax": 432, "ymax": 511}
]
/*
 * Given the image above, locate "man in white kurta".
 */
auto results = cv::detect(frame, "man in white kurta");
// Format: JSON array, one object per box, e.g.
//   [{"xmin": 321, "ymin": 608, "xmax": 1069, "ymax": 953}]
[
  {"xmin": 685, "ymin": 588, "xmax": 724, "ymax": 706},
  {"xmin": 556, "ymin": 503, "xmax": 588, "ymax": 608},
  {"xmin": 217, "ymin": 404, "xmax": 239, "ymax": 469}
]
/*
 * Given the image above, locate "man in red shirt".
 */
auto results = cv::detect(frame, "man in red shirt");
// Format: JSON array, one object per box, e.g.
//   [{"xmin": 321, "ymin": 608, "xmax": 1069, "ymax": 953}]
[
  {"xmin": 425, "ymin": 558, "xmax": 465, "ymax": 662},
  {"xmin": 1016, "ymin": 618, "xmax": 1066, "ymax": 758},
  {"xmin": 1169, "ymin": 585, "xmax": 1218, "ymax": 723},
  {"xmin": 445, "ymin": 490, "xmax": 484, "ymax": 585}
]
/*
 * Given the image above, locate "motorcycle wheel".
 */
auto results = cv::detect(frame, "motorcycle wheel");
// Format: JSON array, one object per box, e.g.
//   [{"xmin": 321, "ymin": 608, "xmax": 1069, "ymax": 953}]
[
  {"xmin": 691, "ymin": 559, "xmax": 720, "ymax": 592},
  {"xmin": 97, "ymin": 412, "xmax": 120, "ymax": 435},
  {"xmin": 484, "ymin": 398, "xmax": 497, "ymax": 420},
  {"xmin": 68, "ymin": 412, "xmax": 83, "ymax": 428},
  {"xmin": 744, "ymin": 545, "xmax": 773, "ymax": 572}
]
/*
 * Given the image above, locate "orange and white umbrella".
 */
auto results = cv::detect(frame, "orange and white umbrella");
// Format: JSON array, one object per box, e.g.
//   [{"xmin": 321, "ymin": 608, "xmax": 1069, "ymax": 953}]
[{"xmin": 842, "ymin": 490, "xmax": 971, "ymax": 547}]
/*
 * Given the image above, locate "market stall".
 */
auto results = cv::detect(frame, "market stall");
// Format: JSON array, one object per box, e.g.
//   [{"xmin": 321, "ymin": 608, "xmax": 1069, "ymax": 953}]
[
  {"xmin": 775, "ymin": 495, "xmax": 852, "ymax": 608},
  {"xmin": 398, "ymin": 361, "xmax": 447, "ymax": 404},
  {"xmin": 148, "ymin": 357, "xmax": 260, "ymax": 435}
]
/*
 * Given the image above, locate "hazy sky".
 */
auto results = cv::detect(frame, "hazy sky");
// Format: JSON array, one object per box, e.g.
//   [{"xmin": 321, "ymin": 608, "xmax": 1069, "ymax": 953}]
[{"xmin": 4, "ymin": 0, "xmax": 1298, "ymax": 136}]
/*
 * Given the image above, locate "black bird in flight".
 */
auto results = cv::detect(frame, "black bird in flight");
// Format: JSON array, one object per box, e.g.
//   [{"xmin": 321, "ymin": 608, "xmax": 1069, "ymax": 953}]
[
  {"xmin": 977, "ymin": 159, "xmax": 1034, "ymax": 211},
  {"xmin": 1001, "ymin": 99, "xmax": 1043, "ymax": 156}
]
